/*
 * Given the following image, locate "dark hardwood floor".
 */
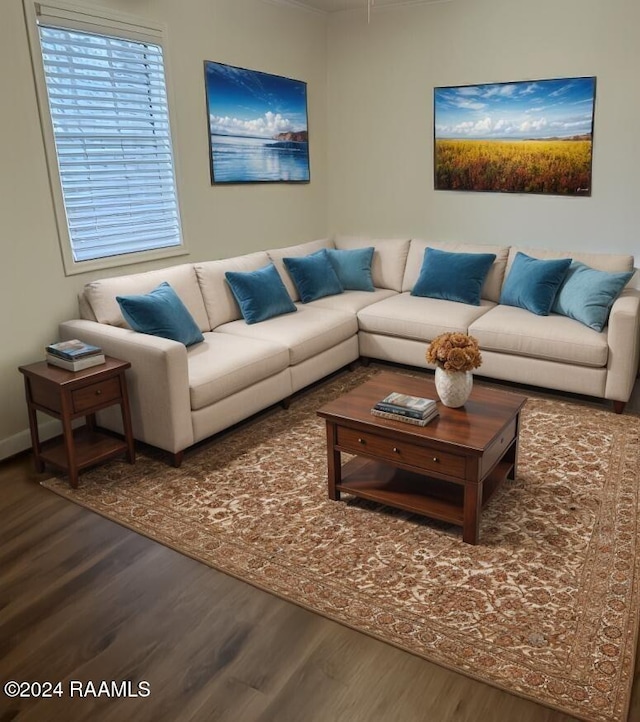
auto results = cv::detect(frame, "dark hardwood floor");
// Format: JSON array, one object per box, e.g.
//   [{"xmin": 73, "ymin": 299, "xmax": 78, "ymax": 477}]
[{"xmin": 1, "ymin": 376, "xmax": 639, "ymax": 722}]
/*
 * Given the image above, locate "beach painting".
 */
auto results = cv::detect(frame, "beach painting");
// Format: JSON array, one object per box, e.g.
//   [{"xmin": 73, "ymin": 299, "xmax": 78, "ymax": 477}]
[
  {"xmin": 204, "ymin": 61, "xmax": 310, "ymax": 184},
  {"xmin": 434, "ymin": 77, "xmax": 596, "ymax": 195}
]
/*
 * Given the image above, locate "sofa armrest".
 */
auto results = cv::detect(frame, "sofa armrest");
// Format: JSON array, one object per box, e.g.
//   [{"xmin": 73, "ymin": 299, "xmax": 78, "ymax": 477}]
[
  {"xmin": 59, "ymin": 320, "xmax": 193, "ymax": 453},
  {"xmin": 604, "ymin": 288, "xmax": 640, "ymax": 402}
]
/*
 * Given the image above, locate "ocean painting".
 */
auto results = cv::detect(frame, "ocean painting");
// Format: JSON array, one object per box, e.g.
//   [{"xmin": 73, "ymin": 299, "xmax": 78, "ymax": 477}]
[
  {"xmin": 434, "ymin": 77, "xmax": 596, "ymax": 195},
  {"xmin": 204, "ymin": 61, "xmax": 310, "ymax": 184}
]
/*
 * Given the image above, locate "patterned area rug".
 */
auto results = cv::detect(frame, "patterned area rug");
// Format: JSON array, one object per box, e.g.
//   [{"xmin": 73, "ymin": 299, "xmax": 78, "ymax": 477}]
[{"xmin": 42, "ymin": 367, "xmax": 640, "ymax": 722}]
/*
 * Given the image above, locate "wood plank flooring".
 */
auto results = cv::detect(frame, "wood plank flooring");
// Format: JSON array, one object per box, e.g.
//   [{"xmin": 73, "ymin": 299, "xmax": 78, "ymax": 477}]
[{"xmin": 1, "ymin": 378, "xmax": 639, "ymax": 722}]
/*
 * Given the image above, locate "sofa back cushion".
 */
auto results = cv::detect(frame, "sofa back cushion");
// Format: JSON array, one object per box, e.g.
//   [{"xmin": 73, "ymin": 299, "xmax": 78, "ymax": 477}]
[
  {"xmin": 83, "ymin": 264, "xmax": 210, "ymax": 331},
  {"xmin": 194, "ymin": 251, "xmax": 270, "ymax": 329},
  {"xmin": 267, "ymin": 238, "xmax": 334, "ymax": 301},
  {"xmin": 334, "ymin": 236, "xmax": 410, "ymax": 292},
  {"xmin": 505, "ymin": 246, "xmax": 634, "ymax": 274},
  {"xmin": 403, "ymin": 240, "xmax": 509, "ymax": 303}
]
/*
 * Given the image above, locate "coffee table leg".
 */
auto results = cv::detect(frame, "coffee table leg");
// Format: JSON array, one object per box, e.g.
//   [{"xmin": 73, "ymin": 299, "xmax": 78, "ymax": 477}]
[
  {"xmin": 326, "ymin": 421, "xmax": 341, "ymax": 501},
  {"xmin": 463, "ymin": 481, "xmax": 482, "ymax": 544}
]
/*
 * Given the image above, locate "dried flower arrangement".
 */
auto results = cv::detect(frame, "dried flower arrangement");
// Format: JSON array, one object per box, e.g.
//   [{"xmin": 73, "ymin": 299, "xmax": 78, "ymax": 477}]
[{"xmin": 426, "ymin": 332, "xmax": 482, "ymax": 373}]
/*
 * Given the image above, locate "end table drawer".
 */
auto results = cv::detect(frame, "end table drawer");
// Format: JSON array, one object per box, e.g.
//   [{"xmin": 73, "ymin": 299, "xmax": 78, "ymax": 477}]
[
  {"xmin": 72, "ymin": 377, "xmax": 121, "ymax": 413},
  {"xmin": 336, "ymin": 427, "xmax": 466, "ymax": 479}
]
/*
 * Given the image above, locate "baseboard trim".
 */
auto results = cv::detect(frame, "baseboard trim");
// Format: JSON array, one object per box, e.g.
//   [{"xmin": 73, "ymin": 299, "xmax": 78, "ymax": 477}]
[{"xmin": 0, "ymin": 419, "xmax": 63, "ymax": 462}]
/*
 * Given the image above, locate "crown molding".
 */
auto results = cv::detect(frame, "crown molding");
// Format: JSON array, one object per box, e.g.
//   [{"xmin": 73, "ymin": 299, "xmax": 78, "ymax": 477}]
[
  {"xmin": 261, "ymin": 0, "xmax": 327, "ymax": 16},
  {"xmin": 262, "ymin": 0, "xmax": 452, "ymax": 16}
]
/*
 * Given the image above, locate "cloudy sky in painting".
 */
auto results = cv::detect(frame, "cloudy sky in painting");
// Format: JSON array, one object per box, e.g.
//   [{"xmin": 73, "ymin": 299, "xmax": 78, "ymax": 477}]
[
  {"xmin": 435, "ymin": 77, "xmax": 596, "ymax": 140},
  {"xmin": 205, "ymin": 61, "xmax": 308, "ymax": 138}
]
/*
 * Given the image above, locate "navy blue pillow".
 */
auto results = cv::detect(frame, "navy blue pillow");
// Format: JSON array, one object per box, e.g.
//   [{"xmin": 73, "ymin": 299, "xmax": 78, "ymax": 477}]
[
  {"xmin": 326, "ymin": 247, "xmax": 375, "ymax": 291},
  {"xmin": 225, "ymin": 263, "xmax": 296, "ymax": 325},
  {"xmin": 411, "ymin": 247, "xmax": 496, "ymax": 306},
  {"xmin": 500, "ymin": 252, "xmax": 572, "ymax": 316},
  {"xmin": 283, "ymin": 249, "xmax": 344, "ymax": 303},
  {"xmin": 116, "ymin": 282, "xmax": 204, "ymax": 346}
]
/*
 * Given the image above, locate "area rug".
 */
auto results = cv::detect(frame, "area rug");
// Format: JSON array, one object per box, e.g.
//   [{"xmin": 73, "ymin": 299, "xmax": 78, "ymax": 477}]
[{"xmin": 42, "ymin": 367, "xmax": 640, "ymax": 722}]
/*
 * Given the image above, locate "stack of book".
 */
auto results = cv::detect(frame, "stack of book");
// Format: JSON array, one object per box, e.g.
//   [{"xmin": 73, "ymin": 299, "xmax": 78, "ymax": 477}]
[
  {"xmin": 371, "ymin": 391, "xmax": 439, "ymax": 426},
  {"xmin": 46, "ymin": 339, "xmax": 105, "ymax": 372}
]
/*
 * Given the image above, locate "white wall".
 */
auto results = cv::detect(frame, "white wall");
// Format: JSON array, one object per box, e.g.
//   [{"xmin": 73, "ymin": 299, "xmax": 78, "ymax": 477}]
[
  {"xmin": 0, "ymin": 0, "xmax": 327, "ymax": 457},
  {"xmin": 327, "ymin": 0, "xmax": 640, "ymax": 262}
]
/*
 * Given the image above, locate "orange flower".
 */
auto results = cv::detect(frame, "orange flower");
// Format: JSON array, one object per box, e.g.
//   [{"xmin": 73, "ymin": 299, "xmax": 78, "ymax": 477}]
[{"xmin": 426, "ymin": 332, "xmax": 482, "ymax": 372}]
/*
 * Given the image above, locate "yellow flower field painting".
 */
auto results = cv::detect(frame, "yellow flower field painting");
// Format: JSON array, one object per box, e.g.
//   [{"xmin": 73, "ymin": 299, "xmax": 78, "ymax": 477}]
[{"xmin": 434, "ymin": 77, "xmax": 596, "ymax": 196}]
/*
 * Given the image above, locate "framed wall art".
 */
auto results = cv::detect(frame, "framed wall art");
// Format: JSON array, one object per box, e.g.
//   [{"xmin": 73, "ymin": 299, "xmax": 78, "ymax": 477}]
[
  {"xmin": 434, "ymin": 76, "xmax": 596, "ymax": 196},
  {"xmin": 204, "ymin": 60, "xmax": 310, "ymax": 184}
]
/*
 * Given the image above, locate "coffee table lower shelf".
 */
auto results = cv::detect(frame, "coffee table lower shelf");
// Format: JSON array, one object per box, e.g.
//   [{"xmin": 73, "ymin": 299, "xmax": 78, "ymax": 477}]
[{"xmin": 337, "ymin": 456, "xmax": 513, "ymax": 531}]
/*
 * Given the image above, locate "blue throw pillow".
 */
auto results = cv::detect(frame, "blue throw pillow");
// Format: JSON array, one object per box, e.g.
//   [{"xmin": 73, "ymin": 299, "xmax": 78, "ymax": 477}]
[
  {"xmin": 283, "ymin": 249, "xmax": 344, "ymax": 303},
  {"xmin": 411, "ymin": 247, "xmax": 497, "ymax": 306},
  {"xmin": 326, "ymin": 247, "xmax": 375, "ymax": 291},
  {"xmin": 552, "ymin": 261, "xmax": 633, "ymax": 331},
  {"xmin": 500, "ymin": 252, "xmax": 572, "ymax": 316},
  {"xmin": 225, "ymin": 263, "xmax": 297, "ymax": 325},
  {"xmin": 116, "ymin": 282, "xmax": 204, "ymax": 346}
]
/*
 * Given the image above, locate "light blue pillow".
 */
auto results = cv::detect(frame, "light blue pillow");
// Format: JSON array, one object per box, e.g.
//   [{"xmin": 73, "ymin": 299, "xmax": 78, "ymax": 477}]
[
  {"xmin": 552, "ymin": 261, "xmax": 633, "ymax": 331},
  {"xmin": 500, "ymin": 252, "xmax": 572, "ymax": 316},
  {"xmin": 283, "ymin": 249, "xmax": 344, "ymax": 303},
  {"xmin": 411, "ymin": 247, "xmax": 496, "ymax": 306},
  {"xmin": 225, "ymin": 263, "xmax": 296, "ymax": 325},
  {"xmin": 326, "ymin": 247, "xmax": 375, "ymax": 291},
  {"xmin": 116, "ymin": 282, "xmax": 204, "ymax": 346}
]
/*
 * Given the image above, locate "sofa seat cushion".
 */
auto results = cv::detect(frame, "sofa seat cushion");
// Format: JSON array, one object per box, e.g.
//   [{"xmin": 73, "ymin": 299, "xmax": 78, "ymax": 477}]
[
  {"xmin": 357, "ymin": 292, "xmax": 495, "ymax": 342},
  {"xmin": 469, "ymin": 305, "xmax": 609, "ymax": 367},
  {"xmin": 309, "ymin": 288, "xmax": 397, "ymax": 313},
  {"xmin": 216, "ymin": 305, "xmax": 357, "ymax": 365},
  {"xmin": 188, "ymin": 333, "xmax": 289, "ymax": 410}
]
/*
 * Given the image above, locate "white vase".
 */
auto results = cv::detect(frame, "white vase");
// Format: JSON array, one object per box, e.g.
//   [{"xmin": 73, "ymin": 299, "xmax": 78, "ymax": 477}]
[{"xmin": 434, "ymin": 367, "xmax": 473, "ymax": 408}]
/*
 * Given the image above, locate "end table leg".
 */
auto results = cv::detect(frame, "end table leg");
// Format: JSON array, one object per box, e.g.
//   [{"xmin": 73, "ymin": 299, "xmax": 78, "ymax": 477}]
[
  {"xmin": 119, "ymin": 374, "xmax": 135, "ymax": 464},
  {"xmin": 463, "ymin": 482, "xmax": 482, "ymax": 544},
  {"xmin": 326, "ymin": 422, "xmax": 341, "ymax": 501}
]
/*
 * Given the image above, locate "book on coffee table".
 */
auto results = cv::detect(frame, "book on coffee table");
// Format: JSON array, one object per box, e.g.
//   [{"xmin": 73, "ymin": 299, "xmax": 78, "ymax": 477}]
[
  {"xmin": 373, "ymin": 391, "xmax": 437, "ymax": 420},
  {"xmin": 370, "ymin": 406, "xmax": 439, "ymax": 426}
]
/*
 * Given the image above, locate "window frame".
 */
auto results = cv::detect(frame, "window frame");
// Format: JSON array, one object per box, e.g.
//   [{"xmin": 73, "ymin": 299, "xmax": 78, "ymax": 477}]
[{"xmin": 23, "ymin": 0, "xmax": 188, "ymax": 276}]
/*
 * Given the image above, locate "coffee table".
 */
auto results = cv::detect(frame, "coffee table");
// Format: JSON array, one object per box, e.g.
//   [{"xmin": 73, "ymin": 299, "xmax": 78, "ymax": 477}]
[{"xmin": 317, "ymin": 371, "xmax": 527, "ymax": 544}]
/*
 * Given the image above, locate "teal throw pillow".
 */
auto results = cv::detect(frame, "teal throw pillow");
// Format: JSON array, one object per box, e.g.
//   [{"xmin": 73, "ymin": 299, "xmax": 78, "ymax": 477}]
[
  {"xmin": 552, "ymin": 261, "xmax": 633, "ymax": 331},
  {"xmin": 326, "ymin": 247, "xmax": 375, "ymax": 291},
  {"xmin": 225, "ymin": 263, "xmax": 297, "ymax": 325},
  {"xmin": 500, "ymin": 252, "xmax": 572, "ymax": 316},
  {"xmin": 411, "ymin": 247, "xmax": 497, "ymax": 306},
  {"xmin": 116, "ymin": 282, "xmax": 204, "ymax": 346},
  {"xmin": 283, "ymin": 249, "xmax": 344, "ymax": 303}
]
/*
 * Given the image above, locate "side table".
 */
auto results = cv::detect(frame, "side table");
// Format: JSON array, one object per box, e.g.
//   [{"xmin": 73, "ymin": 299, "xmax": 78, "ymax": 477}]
[{"xmin": 19, "ymin": 356, "xmax": 136, "ymax": 487}]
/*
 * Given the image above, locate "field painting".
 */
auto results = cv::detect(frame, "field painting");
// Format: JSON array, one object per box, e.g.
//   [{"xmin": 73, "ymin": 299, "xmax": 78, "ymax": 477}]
[
  {"xmin": 434, "ymin": 77, "xmax": 596, "ymax": 196},
  {"xmin": 204, "ymin": 61, "xmax": 309, "ymax": 184}
]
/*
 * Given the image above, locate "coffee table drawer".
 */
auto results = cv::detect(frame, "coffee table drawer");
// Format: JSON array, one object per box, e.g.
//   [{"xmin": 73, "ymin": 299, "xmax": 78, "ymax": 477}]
[{"xmin": 336, "ymin": 427, "xmax": 466, "ymax": 479}]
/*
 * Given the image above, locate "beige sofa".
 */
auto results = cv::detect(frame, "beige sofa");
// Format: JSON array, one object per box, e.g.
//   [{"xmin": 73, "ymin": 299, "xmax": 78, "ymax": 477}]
[{"xmin": 60, "ymin": 237, "xmax": 640, "ymax": 465}]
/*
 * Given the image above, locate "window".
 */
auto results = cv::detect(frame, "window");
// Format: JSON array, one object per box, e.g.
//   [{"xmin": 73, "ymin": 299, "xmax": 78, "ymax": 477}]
[{"xmin": 24, "ymin": 1, "xmax": 186, "ymax": 274}]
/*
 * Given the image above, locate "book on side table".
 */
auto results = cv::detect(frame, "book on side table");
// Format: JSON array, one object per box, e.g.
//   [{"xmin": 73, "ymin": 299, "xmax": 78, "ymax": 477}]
[{"xmin": 45, "ymin": 339, "xmax": 105, "ymax": 371}]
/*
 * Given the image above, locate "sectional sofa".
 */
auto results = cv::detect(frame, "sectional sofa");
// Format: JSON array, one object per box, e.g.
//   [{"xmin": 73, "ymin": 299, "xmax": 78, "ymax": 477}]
[{"xmin": 59, "ymin": 237, "xmax": 640, "ymax": 466}]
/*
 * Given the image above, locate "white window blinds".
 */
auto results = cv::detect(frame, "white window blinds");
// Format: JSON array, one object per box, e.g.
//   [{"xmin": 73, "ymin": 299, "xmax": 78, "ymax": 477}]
[{"xmin": 37, "ymin": 23, "xmax": 182, "ymax": 262}]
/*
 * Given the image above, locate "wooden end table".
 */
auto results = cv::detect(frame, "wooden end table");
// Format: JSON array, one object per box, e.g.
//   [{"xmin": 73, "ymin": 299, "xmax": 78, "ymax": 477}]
[
  {"xmin": 19, "ymin": 357, "xmax": 135, "ymax": 488},
  {"xmin": 317, "ymin": 371, "xmax": 527, "ymax": 545}
]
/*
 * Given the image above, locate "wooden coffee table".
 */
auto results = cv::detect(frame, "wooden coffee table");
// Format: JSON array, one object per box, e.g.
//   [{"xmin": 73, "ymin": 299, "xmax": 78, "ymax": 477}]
[{"xmin": 317, "ymin": 371, "xmax": 527, "ymax": 544}]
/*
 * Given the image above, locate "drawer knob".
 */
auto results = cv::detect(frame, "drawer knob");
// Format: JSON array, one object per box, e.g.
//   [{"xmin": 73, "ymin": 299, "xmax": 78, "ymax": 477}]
[
  {"xmin": 393, "ymin": 447, "xmax": 400, "ymax": 454},
  {"xmin": 358, "ymin": 437, "xmax": 365, "ymax": 444},
  {"xmin": 95, "ymin": 389, "xmax": 102, "ymax": 396},
  {"xmin": 432, "ymin": 457, "xmax": 439, "ymax": 463}
]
